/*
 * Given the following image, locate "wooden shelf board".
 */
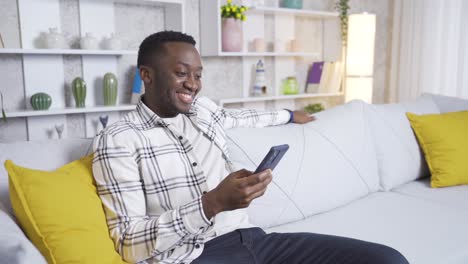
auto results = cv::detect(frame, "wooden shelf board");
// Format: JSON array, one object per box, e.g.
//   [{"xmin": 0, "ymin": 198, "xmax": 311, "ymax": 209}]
[
  {"xmin": 219, "ymin": 92, "xmax": 343, "ymax": 104},
  {"xmin": 5, "ymin": 105, "xmax": 136, "ymax": 118}
]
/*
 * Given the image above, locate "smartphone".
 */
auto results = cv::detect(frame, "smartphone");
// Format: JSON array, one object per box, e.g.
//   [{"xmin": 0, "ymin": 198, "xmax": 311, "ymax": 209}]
[{"xmin": 254, "ymin": 144, "xmax": 290, "ymax": 174}]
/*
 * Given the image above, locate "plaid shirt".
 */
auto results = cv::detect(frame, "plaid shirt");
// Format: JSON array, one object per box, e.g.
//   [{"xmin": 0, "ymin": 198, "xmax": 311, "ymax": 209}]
[{"xmin": 92, "ymin": 96, "xmax": 289, "ymax": 264}]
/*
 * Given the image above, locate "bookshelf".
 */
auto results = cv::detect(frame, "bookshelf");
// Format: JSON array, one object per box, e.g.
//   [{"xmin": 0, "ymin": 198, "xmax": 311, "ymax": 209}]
[{"xmin": 200, "ymin": 0, "xmax": 343, "ymax": 110}]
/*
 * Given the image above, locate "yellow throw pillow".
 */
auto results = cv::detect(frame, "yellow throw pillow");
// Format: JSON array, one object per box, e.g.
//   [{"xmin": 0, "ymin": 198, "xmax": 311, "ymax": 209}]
[
  {"xmin": 4, "ymin": 155, "xmax": 127, "ymax": 264},
  {"xmin": 407, "ymin": 111, "xmax": 468, "ymax": 188}
]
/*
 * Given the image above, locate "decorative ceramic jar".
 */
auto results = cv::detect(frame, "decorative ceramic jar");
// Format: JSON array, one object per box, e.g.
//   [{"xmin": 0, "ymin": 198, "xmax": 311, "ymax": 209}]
[
  {"xmin": 43, "ymin": 28, "xmax": 65, "ymax": 49},
  {"xmin": 72, "ymin": 77, "xmax": 87, "ymax": 108},
  {"xmin": 30, "ymin": 92, "xmax": 52, "ymax": 110},
  {"xmin": 103, "ymin": 73, "xmax": 118, "ymax": 106},
  {"xmin": 282, "ymin": 76, "xmax": 299, "ymax": 95},
  {"xmin": 80, "ymin": 32, "xmax": 98, "ymax": 50},
  {"xmin": 102, "ymin": 33, "xmax": 121, "ymax": 50},
  {"xmin": 221, "ymin": 18, "xmax": 243, "ymax": 52},
  {"xmin": 280, "ymin": 0, "xmax": 303, "ymax": 9}
]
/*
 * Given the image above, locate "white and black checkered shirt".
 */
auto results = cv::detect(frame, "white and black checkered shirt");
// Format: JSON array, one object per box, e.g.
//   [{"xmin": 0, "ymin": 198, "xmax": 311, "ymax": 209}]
[{"xmin": 92, "ymin": 96, "xmax": 289, "ymax": 263}]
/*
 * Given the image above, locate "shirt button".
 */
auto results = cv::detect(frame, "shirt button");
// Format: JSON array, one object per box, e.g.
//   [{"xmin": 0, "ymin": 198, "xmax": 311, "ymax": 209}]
[
  {"xmin": 192, "ymin": 162, "xmax": 197, "ymax": 167},
  {"xmin": 195, "ymin": 244, "xmax": 200, "ymax": 249},
  {"xmin": 202, "ymin": 191, "xmax": 207, "ymax": 194},
  {"xmin": 178, "ymin": 136, "xmax": 183, "ymax": 140}
]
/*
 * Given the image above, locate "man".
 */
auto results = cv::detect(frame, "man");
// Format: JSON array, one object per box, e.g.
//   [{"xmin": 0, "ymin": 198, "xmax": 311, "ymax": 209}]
[{"xmin": 93, "ymin": 31, "xmax": 409, "ymax": 264}]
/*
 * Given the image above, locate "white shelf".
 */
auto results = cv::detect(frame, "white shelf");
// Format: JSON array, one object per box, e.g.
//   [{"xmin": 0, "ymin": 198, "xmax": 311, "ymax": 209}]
[
  {"xmin": 247, "ymin": 6, "xmax": 339, "ymax": 18},
  {"xmin": 207, "ymin": 51, "xmax": 320, "ymax": 57},
  {"xmin": 0, "ymin": 48, "xmax": 137, "ymax": 55},
  {"xmin": 5, "ymin": 105, "xmax": 136, "ymax": 118},
  {"xmin": 219, "ymin": 92, "xmax": 343, "ymax": 105}
]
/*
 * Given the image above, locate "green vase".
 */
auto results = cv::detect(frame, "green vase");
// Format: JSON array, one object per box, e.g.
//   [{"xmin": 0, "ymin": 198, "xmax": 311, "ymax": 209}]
[
  {"xmin": 30, "ymin": 92, "xmax": 52, "ymax": 110},
  {"xmin": 103, "ymin": 72, "xmax": 117, "ymax": 106},
  {"xmin": 72, "ymin": 77, "xmax": 87, "ymax": 108}
]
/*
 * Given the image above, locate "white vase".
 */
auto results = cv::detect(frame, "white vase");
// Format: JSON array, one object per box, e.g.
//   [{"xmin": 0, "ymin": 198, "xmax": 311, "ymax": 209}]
[
  {"xmin": 101, "ymin": 33, "xmax": 121, "ymax": 50},
  {"xmin": 80, "ymin": 33, "xmax": 98, "ymax": 50},
  {"xmin": 43, "ymin": 28, "xmax": 65, "ymax": 49}
]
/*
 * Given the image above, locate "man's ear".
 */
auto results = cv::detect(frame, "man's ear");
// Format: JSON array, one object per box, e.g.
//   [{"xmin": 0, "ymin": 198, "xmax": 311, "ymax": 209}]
[{"xmin": 139, "ymin": 66, "xmax": 153, "ymax": 85}]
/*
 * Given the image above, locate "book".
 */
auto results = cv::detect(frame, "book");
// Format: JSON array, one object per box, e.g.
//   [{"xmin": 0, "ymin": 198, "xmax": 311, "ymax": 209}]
[
  {"xmin": 327, "ymin": 61, "xmax": 344, "ymax": 93},
  {"xmin": 305, "ymin": 61, "xmax": 324, "ymax": 93},
  {"xmin": 130, "ymin": 67, "xmax": 143, "ymax": 104},
  {"xmin": 318, "ymin": 62, "xmax": 332, "ymax": 93}
]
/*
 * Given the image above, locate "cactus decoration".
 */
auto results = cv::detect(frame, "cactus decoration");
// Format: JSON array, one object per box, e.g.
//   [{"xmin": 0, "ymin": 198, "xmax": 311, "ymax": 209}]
[
  {"xmin": 103, "ymin": 72, "xmax": 118, "ymax": 106},
  {"xmin": 72, "ymin": 77, "xmax": 87, "ymax": 108},
  {"xmin": 30, "ymin": 92, "xmax": 52, "ymax": 110}
]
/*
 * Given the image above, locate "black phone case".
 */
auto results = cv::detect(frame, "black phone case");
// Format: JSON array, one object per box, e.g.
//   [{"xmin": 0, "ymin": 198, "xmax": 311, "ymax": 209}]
[{"xmin": 254, "ymin": 144, "xmax": 290, "ymax": 173}]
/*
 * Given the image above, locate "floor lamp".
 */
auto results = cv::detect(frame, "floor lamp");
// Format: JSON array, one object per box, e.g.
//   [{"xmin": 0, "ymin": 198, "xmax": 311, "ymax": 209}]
[{"xmin": 345, "ymin": 13, "xmax": 376, "ymax": 103}]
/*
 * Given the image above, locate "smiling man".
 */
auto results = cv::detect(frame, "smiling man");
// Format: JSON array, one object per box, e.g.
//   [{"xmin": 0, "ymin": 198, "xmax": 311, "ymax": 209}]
[{"xmin": 92, "ymin": 31, "xmax": 409, "ymax": 264}]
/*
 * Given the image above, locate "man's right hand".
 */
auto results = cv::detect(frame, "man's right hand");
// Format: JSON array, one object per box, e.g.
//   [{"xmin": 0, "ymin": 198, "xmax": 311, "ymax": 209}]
[{"xmin": 202, "ymin": 169, "xmax": 272, "ymax": 219}]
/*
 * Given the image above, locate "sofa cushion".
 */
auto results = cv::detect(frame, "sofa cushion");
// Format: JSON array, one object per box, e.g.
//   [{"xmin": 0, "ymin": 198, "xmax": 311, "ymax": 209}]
[
  {"xmin": 422, "ymin": 93, "xmax": 468, "ymax": 113},
  {"xmin": 0, "ymin": 201, "xmax": 47, "ymax": 264},
  {"xmin": 394, "ymin": 178, "xmax": 468, "ymax": 210},
  {"xmin": 0, "ymin": 139, "xmax": 92, "ymax": 216},
  {"xmin": 267, "ymin": 192, "xmax": 468, "ymax": 264},
  {"xmin": 4, "ymin": 155, "xmax": 126, "ymax": 264},
  {"xmin": 227, "ymin": 100, "xmax": 379, "ymax": 228},
  {"xmin": 407, "ymin": 111, "xmax": 468, "ymax": 188},
  {"xmin": 366, "ymin": 96, "xmax": 440, "ymax": 190}
]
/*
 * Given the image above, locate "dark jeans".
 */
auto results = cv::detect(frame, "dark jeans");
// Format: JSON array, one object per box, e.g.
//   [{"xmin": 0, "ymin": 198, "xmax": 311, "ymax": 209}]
[{"xmin": 192, "ymin": 227, "xmax": 409, "ymax": 264}]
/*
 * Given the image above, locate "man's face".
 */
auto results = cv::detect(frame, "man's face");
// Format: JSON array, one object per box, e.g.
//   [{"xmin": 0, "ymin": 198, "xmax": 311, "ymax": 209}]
[{"xmin": 142, "ymin": 42, "xmax": 203, "ymax": 117}]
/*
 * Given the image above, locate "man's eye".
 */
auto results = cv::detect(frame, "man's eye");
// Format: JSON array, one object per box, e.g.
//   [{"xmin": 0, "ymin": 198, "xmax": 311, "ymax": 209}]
[
  {"xmin": 176, "ymin": 72, "xmax": 187, "ymax": 77},
  {"xmin": 195, "ymin": 74, "xmax": 202, "ymax": 80}
]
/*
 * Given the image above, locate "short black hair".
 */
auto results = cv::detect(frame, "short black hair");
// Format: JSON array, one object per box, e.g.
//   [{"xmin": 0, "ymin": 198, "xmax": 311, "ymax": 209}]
[{"xmin": 137, "ymin": 31, "xmax": 196, "ymax": 68}]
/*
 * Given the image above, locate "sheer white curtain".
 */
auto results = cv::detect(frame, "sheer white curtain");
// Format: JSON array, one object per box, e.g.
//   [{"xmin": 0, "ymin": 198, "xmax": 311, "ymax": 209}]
[{"xmin": 389, "ymin": 0, "xmax": 468, "ymax": 102}]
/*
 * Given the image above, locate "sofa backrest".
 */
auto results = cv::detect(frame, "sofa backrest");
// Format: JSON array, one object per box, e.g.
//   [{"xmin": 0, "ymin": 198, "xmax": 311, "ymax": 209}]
[
  {"xmin": 226, "ymin": 100, "xmax": 380, "ymax": 229},
  {"xmin": 0, "ymin": 139, "xmax": 92, "ymax": 216},
  {"xmin": 422, "ymin": 93, "xmax": 468, "ymax": 113},
  {"xmin": 365, "ymin": 96, "xmax": 440, "ymax": 191}
]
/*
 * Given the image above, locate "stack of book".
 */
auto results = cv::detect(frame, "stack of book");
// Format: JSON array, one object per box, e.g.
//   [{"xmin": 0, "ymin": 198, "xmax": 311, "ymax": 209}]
[{"xmin": 305, "ymin": 61, "xmax": 344, "ymax": 94}]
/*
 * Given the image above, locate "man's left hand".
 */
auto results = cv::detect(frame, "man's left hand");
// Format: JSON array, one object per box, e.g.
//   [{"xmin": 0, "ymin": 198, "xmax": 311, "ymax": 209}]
[{"xmin": 292, "ymin": 111, "xmax": 316, "ymax": 124}]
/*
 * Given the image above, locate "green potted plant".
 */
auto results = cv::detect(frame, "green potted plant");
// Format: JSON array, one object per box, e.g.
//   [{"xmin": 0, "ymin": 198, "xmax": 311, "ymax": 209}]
[
  {"xmin": 304, "ymin": 103, "xmax": 325, "ymax": 114},
  {"xmin": 221, "ymin": 0, "xmax": 248, "ymax": 52}
]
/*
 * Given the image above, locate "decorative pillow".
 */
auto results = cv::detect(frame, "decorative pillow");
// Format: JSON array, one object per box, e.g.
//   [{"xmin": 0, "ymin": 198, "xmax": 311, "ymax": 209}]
[
  {"xmin": 407, "ymin": 111, "xmax": 468, "ymax": 188},
  {"xmin": 4, "ymin": 155, "xmax": 127, "ymax": 264}
]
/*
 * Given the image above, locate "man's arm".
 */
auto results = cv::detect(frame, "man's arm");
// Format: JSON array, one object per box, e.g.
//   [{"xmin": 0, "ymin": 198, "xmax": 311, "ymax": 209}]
[{"xmin": 92, "ymin": 132, "xmax": 213, "ymax": 263}]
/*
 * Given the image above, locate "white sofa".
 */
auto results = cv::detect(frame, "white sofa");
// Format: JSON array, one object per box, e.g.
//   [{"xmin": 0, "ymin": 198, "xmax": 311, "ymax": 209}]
[{"xmin": 1, "ymin": 93, "xmax": 467, "ymax": 264}]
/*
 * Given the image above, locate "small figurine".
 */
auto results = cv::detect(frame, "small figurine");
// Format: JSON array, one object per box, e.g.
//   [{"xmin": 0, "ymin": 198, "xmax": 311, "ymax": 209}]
[
  {"xmin": 55, "ymin": 124, "xmax": 64, "ymax": 139},
  {"xmin": 253, "ymin": 60, "xmax": 267, "ymax": 96},
  {"xmin": 99, "ymin": 115, "xmax": 109, "ymax": 129}
]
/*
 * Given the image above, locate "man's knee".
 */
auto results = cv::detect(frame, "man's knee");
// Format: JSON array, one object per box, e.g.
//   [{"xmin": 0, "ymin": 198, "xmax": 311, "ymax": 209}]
[{"xmin": 370, "ymin": 244, "xmax": 409, "ymax": 264}]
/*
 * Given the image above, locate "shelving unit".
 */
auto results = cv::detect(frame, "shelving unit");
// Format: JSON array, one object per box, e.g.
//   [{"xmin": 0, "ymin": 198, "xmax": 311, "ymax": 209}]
[
  {"xmin": 219, "ymin": 92, "xmax": 343, "ymax": 106},
  {"xmin": 0, "ymin": 48, "xmax": 137, "ymax": 55},
  {"xmin": 5, "ymin": 105, "xmax": 136, "ymax": 118},
  {"xmin": 2, "ymin": 0, "xmax": 184, "ymax": 140},
  {"xmin": 200, "ymin": 0, "xmax": 343, "ymax": 110},
  {"xmin": 247, "ymin": 6, "xmax": 339, "ymax": 17}
]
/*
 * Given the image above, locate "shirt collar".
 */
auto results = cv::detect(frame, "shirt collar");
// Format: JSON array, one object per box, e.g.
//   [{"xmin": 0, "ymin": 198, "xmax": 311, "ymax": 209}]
[{"xmin": 135, "ymin": 95, "xmax": 197, "ymax": 127}]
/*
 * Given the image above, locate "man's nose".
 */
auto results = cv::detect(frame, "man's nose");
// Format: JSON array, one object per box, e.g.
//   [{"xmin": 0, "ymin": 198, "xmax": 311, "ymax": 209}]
[{"xmin": 184, "ymin": 75, "xmax": 198, "ymax": 91}]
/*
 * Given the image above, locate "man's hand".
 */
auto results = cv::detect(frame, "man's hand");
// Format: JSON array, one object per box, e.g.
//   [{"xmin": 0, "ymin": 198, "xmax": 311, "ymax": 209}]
[
  {"xmin": 293, "ymin": 110, "xmax": 316, "ymax": 124},
  {"xmin": 202, "ymin": 169, "xmax": 272, "ymax": 219}
]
